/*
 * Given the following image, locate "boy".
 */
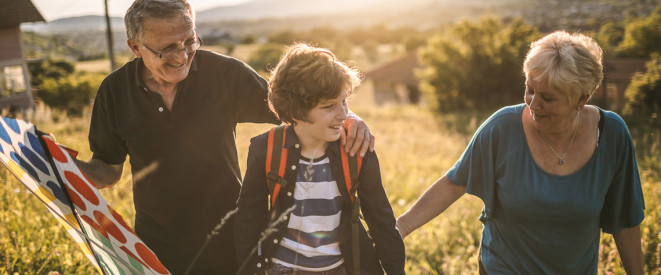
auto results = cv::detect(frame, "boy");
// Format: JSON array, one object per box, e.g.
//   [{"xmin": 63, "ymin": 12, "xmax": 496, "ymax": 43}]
[{"xmin": 234, "ymin": 44, "xmax": 405, "ymax": 275}]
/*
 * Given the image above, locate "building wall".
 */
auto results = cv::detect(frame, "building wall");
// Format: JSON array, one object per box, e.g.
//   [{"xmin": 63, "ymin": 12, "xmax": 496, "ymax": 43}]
[
  {"xmin": 0, "ymin": 26, "xmax": 23, "ymax": 60},
  {"xmin": 0, "ymin": 25, "xmax": 34, "ymax": 108}
]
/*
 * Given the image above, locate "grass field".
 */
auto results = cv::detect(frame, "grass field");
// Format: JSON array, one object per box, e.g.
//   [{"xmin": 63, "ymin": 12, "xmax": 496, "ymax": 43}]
[{"xmin": 1, "ymin": 103, "xmax": 660, "ymax": 274}]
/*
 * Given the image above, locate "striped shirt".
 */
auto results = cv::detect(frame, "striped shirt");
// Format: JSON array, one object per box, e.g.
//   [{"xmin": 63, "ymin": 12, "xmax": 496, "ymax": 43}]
[{"xmin": 272, "ymin": 156, "xmax": 344, "ymax": 271}]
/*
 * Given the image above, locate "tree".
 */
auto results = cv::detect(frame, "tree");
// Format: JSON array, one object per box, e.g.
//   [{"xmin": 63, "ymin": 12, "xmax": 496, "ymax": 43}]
[
  {"xmin": 622, "ymin": 57, "xmax": 661, "ymax": 131},
  {"xmin": 418, "ymin": 16, "xmax": 539, "ymax": 113},
  {"xmin": 616, "ymin": 5, "xmax": 661, "ymax": 58},
  {"xmin": 248, "ymin": 43, "xmax": 285, "ymax": 73},
  {"xmin": 27, "ymin": 59, "xmax": 104, "ymax": 115}
]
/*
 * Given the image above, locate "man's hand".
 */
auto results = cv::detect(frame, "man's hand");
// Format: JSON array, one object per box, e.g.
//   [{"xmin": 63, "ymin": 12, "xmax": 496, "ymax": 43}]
[
  {"xmin": 72, "ymin": 158, "xmax": 123, "ymax": 189},
  {"xmin": 340, "ymin": 112, "xmax": 375, "ymax": 157}
]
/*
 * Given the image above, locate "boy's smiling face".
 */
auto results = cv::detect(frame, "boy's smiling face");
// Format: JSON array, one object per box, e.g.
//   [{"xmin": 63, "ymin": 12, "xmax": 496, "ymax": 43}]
[{"xmin": 293, "ymin": 91, "xmax": 349, "ymax": 149}]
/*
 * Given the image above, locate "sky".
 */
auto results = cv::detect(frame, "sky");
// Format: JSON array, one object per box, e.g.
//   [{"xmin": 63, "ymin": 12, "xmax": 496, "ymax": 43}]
[{"xmin": 30, "ymin": 0, "xmax": 250, "ymax": 21}]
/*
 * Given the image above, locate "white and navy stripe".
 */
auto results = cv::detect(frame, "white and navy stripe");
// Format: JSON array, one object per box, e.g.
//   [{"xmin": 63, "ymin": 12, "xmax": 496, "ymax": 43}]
[{"xmin": 272, "ymin": 156, "xmax": 344, "ymax": 271}]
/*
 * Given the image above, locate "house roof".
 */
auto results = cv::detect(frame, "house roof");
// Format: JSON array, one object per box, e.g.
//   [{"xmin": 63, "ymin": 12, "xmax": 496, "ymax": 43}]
[
  {"xmin": 0, "ymin": 0, "xmax": 45, "ymax": 28},
  {"xmin": 603, "ymin": 58, "xmax": 648, "ymax": 82},
  {"xmin": 365, "ymin": 50, "xmax": 420, "ymax": 86}
]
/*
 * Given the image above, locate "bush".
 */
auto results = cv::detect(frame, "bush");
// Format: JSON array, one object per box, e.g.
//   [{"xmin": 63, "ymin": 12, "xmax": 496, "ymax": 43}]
[
  {"xmin": 37, "ymin": 72, "xmax": 105, "ymax": 116},
  {"xmin": 248, "ymin": 43, "xmax": 285, "ymax": 73},
  {"xmin": 418, "ymin": 16, "xmax": 540, "ymax": 113},
  {"xmin": 622, "ymin": 57, "xmax": 661, "ymax": 177}
]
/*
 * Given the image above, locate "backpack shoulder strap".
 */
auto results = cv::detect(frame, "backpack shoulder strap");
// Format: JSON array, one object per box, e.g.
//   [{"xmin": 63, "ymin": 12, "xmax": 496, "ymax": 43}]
[
  {"xmin": 339, "ymin": 148, "xmax": 363, "ymax": 200},
  {"xmin": 340, "ymin": 148, "xmax": 363, "ymax": 275},
  {"xmin": 265, "ymin": 125, "xmax": 289, "ymax": 209}
]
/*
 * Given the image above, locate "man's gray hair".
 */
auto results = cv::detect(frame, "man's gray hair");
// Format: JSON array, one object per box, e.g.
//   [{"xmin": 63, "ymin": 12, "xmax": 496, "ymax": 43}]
[{"xmin": 124, "ymin": 0, "xmax": 195, "ymax": 41}]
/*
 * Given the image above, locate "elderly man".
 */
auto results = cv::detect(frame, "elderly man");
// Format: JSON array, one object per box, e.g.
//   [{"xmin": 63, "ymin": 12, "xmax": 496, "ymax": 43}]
[{"xmin": 74, "ymin": 0, "xmax": 374, "ymax": 274}]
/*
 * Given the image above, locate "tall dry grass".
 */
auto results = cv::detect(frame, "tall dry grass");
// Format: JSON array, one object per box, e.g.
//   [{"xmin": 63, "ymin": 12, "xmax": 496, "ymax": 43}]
[{"xmin": 1, "ymin": 104, "xmax": 660, "ymax": 274}]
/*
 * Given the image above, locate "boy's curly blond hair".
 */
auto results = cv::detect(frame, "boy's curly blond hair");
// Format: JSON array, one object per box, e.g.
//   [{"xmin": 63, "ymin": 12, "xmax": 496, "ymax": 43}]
[{"xmin": 268, "ymin": 43, "xmax": 362, "ymax": 124}]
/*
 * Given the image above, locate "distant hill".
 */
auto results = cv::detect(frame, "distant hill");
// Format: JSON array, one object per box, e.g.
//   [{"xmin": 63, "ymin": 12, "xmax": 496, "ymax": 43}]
[
  {"xmin": 21, "ymin": 15, "xmax": 125, "ymax": 33},
  {"xmin": 21, "ymin": 0, "xmax": 454, "ymax": 33}
]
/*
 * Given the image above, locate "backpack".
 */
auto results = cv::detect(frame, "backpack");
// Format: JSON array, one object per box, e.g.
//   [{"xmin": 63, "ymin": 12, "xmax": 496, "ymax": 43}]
[{"xmin": 265, "ymin": 125, "xmax": 365, "ymax": 275}]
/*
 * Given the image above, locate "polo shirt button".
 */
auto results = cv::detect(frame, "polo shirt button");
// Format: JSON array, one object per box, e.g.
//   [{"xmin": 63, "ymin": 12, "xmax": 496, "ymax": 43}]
[
  {"xmin": 287, "ymin": 192, "xmax": 292, "ymax": 197},
  {"xmin": 265, "ymin": 258, "xmax": 269, "ymax": 262},
  {"xmin": 158, "ymin": 107, "xmax": 164, "ymax": 112},
  {"xmin": 273, "ymin": 239, "xmax": 278, "ymax": 244},
  {"xmin": 257, "ymin": 263, "xmax": 261, "ymax": 268},
  {"xmin": 283, "ymin": 215, "xmax": 288, "ymax": 220},
  {"xmin": 294, "ymin": 144, "xmax": 300, "ymax": 149},
  {"xmin": 291, "ymin": 165, "xmax": 296, "ymax": 170}
]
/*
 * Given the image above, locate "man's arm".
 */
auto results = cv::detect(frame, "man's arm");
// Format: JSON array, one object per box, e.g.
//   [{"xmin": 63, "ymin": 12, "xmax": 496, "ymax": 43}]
[
  {"xmin": 72, "ymin": 158, "xmax": 123, "ymax": 189},
  {"xmin": 613, "ymin": 225, "xmax": 644, "ymax": 275},
  {"xmin": 396, "ymin": 175, "xmax": 466, "ymax": 238},
  {"xmin": 340, "ymin": 111, "xmax": 375, "ymax": 157}
]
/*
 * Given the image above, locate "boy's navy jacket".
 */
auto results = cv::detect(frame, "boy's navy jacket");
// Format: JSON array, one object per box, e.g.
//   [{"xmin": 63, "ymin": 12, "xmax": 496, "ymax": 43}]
[{"xmin": 234, "ymin": 126, "xmax": 406, "ymax": 275}]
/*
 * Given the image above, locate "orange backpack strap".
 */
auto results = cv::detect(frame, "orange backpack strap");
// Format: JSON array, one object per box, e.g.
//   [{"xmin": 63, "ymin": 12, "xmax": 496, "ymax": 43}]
[
  {"xmin": 266, "ymin": 125, "xmax": 289, "ymax": 209},
  {"xmin": 340, "ymin": 148, "xmax": 363, "ymax": 275}
]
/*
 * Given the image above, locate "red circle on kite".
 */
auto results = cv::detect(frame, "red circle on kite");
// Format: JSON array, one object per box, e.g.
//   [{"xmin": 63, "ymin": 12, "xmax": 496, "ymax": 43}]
[
  {"xmin": 64, "ymin": 171, "xmax": 99, "ymax": 206},
  {"xmin": 135, "ymin": 243, "xmax": 169, "ymax": 274},
  {"xmin": 94, "ymin": 210, "xmax": 127, "ymax": 244},
  {"xmin": 67, "ymin": 188, "xmax": 86, "ymax": 211},
  {"xmin": 81, "ymin": 215, "xmax": 108, "ymax": 239},
  {"xmin": 41, "ymin": 137, "xmax": 67, "ymax": 163},
  {"xmin": 108, "ymin": 205, "xmax": 137, "ymax": 236},
  {"xmin": 120, "ymin": 246, "xmax": 147, "ymax": 267}
]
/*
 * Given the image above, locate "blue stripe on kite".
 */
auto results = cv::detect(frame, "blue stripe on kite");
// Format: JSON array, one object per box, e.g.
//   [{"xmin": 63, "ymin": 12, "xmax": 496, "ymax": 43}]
[
  {"xmin": 10, "ymin": 151, "xmax": 40, "ymax": 181},
  {"xmin": 27, "ymin": 132, "xmax": 46, "ymax": 159},
  {"xmin": 2, "ymin": 118, "xmax": 20, "ymax": 134},
  {"xmin": 19, "ymin": 142, "xmax": 50, "ymax": 176},
  {"xmin": 46, "ymin": 180, "xmax": 68, "ymax": 204},
  {"xmin": 0, "ymin": 123, "xmax": 10, "ymax": 144}
]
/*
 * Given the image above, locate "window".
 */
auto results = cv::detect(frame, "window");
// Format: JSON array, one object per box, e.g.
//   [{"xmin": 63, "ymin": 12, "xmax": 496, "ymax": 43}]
[{"xmin": 0, "ymin": 65, "xmax": 27, "ymax": 99}]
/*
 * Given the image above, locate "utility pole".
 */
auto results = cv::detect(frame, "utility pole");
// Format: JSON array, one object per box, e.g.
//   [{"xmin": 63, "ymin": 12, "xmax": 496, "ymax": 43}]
[{"xmin": 104, "ymin": 0, "xmax": 116, "ymax": 71}]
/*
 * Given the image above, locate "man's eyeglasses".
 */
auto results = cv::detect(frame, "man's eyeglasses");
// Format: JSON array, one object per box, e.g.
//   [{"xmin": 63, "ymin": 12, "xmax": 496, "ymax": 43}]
[{"xmin": 142, "ymin": 37, "xmax": 202, "ymax": 60}]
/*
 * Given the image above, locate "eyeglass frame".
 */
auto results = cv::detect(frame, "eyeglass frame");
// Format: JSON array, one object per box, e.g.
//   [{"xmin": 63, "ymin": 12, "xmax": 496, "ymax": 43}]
[{"xmin": 141, "ymin": 37, "xmax": 202, "ymax": 60}]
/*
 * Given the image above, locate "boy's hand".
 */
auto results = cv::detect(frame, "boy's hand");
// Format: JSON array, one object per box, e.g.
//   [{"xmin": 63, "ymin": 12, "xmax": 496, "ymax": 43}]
[{"xmin": 341, "ymin": 113, "xmax": 375, "ymax": 157}]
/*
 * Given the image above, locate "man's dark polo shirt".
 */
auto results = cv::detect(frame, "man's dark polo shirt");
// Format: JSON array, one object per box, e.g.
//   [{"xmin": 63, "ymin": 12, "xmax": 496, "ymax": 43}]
[{"xmin": 89, "ymin": 50, "xmax": 279, "ymax": 273}]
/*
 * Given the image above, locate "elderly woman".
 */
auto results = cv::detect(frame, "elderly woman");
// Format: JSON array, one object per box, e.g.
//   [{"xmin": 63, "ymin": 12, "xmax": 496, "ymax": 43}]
[{"xmin": 396, "ymin": 31, "xmax": 645, "ymax": 274}]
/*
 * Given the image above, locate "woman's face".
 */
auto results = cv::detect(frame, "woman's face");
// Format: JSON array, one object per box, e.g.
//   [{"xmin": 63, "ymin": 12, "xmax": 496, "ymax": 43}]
[{"xmin": 524, "ymin": 77, "xmax": 581, "ymax": 133}]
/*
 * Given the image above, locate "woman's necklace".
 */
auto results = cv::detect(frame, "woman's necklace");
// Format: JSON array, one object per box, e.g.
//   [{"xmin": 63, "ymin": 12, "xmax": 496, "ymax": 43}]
[{"xmin": 539, "ymin": 109, "xmax": 580, "ymax": 165}]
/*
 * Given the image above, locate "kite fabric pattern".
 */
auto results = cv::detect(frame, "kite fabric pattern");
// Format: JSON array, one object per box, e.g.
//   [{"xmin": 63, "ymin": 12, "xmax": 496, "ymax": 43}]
[{"xmin": 0, "ymin": 117, "xmax": 169, "ymax": 275}]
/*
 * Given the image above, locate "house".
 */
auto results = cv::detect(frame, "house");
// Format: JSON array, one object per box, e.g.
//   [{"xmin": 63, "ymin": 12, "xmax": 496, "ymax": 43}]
[
  {"xmin": 593, "ymin": 58, "xmax": 649, "ymax": 112},
  {"xmin": 364, "ymin": 50, "xmax": 422, "ymax": 105},
  {"xmin": 0, "ymin": 0, "xmax": 45, "ymax": 109}
]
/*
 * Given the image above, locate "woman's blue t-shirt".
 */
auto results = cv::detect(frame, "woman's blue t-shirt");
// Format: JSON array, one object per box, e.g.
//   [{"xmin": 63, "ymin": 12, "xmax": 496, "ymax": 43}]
[{"xmin": 446, "ymin": 104, "xmax": 645, "ymax": 274}]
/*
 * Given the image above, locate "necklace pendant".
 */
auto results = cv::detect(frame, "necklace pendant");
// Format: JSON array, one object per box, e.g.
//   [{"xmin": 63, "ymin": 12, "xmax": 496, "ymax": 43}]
[{"xmin": 559, "ymin": 159, "xmax": 564, "ymax": 165}]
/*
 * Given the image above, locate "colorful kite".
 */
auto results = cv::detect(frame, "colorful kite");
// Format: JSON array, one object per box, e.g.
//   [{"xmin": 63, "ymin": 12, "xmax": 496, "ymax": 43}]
[{"xmin": 0, "ymin": 117, "xmax": 169, "ymax": 275}]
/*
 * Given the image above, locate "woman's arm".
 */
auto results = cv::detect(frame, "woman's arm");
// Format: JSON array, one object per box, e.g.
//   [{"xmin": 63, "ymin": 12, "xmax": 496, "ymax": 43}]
[
  {"xmin": 396, "ymin": 175, "xmax": 466, "ymax": 238},
  {"xmin": 613, "ymin": 225, "xmax": 644, "ymax": 275}
]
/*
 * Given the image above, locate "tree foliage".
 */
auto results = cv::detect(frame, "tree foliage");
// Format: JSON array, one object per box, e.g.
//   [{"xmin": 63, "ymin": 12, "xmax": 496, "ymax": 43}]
[
  {"xmin": 248, "ymin": 43, "xmax": 285, "ymax": 73},
  {"xmin": 622, "ymin": 58, "xmax": 661, "ymax": 131},
  {"xmin": 616, "ymin": 5, "xmax": 661, "ymax": 58},
  {"xmin": 27, "ymin": 59, "xmax": 104, "ymax": 115},
  {"xmin": 418, "ymin": 16, "xmax": 540, "ymax": 113}
]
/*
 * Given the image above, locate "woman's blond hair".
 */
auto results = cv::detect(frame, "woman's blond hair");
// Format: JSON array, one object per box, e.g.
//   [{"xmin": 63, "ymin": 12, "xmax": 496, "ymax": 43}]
[{"xmin": 523, "ymin": 31, "xmax": 603, "ymax": 101}]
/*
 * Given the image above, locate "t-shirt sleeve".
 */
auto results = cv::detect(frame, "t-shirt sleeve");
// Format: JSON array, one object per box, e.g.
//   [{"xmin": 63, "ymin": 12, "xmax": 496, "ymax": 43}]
[
  {"xmin": 89, "ymin": 81, "xmax": 127, "ymax": 164},
  {"xmin": 446, "ymin": 118, "xmax": 498, "ymax": 218},
  {"xmin": 599, "ymin": 119, "xmax": 645, "ymax": 234},
  {"xmin": 231, "ymin": 61, "xmax": 280, "ymax": 124}
]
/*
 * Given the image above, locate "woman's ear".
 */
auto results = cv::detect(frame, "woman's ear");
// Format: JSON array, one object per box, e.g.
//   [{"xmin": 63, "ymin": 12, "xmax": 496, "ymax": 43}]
[{"xmin": 577, "ymin": 94, "xmax": 589, "ymax": 109}]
